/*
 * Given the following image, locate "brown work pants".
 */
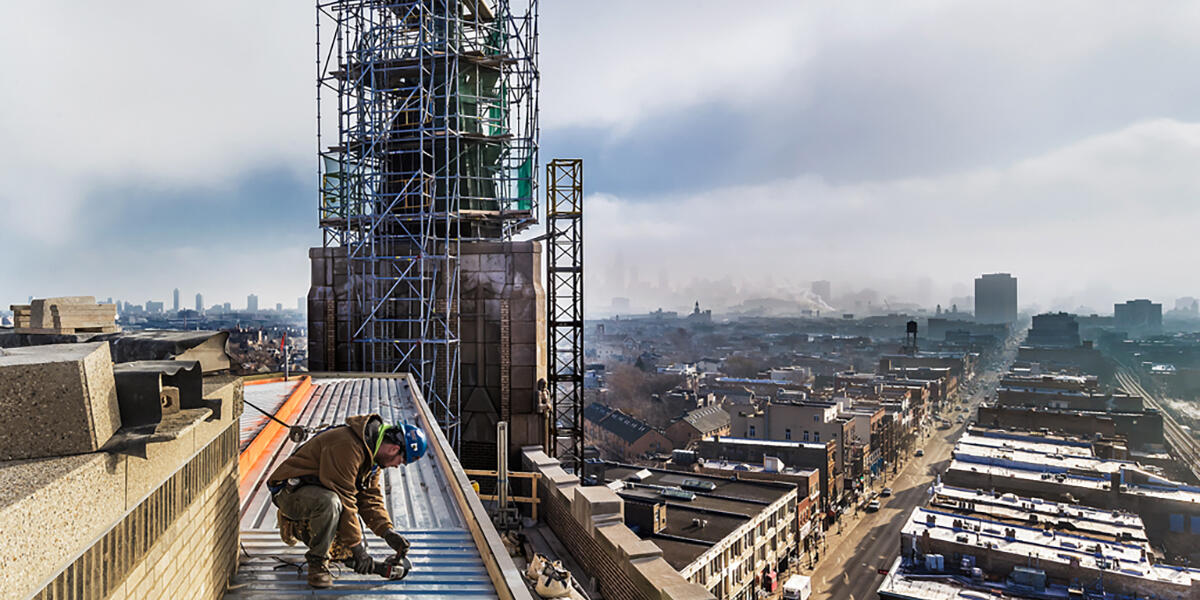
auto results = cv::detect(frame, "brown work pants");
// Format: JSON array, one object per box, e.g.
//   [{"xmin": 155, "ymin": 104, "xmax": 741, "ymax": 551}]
[{"xmin": 275, "ymin": 485, "xmax": 343, "ymax": 562}]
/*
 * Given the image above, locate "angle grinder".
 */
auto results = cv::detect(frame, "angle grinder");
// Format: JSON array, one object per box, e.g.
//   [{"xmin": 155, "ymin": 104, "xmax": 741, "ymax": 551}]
[{"xmin": 342, "ymin": 552, "xmax": 411, "ymax": 580}]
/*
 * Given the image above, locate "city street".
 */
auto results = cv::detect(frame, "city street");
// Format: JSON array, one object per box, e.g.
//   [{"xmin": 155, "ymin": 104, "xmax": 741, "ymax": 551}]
[{"xmin": 808, "ymin": 338, "xmax": 1020, "ymax": 600}]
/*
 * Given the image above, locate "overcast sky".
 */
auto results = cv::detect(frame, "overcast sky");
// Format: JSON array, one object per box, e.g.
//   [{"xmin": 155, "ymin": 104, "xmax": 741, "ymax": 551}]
[{"xmin": 2, "ymin": 2, "xmax": 1198, "ymax": 315}]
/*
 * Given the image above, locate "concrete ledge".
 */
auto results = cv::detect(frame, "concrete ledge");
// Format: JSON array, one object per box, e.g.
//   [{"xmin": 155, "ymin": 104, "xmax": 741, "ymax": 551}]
[
  {"xmin": 0, "ymin": 452, "xmax": 125, "ymax": 595},
  {"xmin": 0, "ymin": 374, "xmax": 243, "ymax": 599},
  {"xmin": 573, "ymin": 485, "xmax": 624, "ymax": 535},
  {"xmin": 522, "ymin": 447, "xmax": 714, "ymax": 600}
]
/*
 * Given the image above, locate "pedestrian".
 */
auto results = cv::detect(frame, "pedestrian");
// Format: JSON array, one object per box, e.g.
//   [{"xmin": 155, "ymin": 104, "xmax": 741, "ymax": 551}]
[{"xmin": 267, "ymin": 414, "xmax": 428, "ymax": 589}]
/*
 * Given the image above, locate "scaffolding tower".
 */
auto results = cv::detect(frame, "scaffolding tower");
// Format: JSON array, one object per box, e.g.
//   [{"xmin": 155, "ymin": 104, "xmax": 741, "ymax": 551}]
[
  {"xmin": 546, "ymin": 159, "xmax": 583, "ymax": 469},
  {"xmin": 317, "ymin": 0, "xmax": 539, "ymax": 449}
]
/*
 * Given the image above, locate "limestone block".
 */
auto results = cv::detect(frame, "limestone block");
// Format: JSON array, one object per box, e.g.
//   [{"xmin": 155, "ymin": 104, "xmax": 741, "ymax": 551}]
[
  {"xmin": 634, "ymin": 561, "xmax": 715, "ymax": 600},
  {"xmin": 0, "ymin": 452, "xmax": 125, "ymax": 599},
  {"xmin": 0, "ymin": 342, "xmax": 121, "ymax": 460},
  {"xmin": 29, "ymin": 297, "xmax": 95, "ymax": 328},
  {"xmin": 573, "ymin": 485, "xmax": 624, "ymax": 535},
  {"xmin": 596, "ymin": 523, "xmax": 661, "ymax": 560},
  {"xmin": 162, "ymin": 378, "xmax": 237, "ymax": 458},
  {"xmin": 541, "ymin": 463, "xmax": 580, "ymax": 493},
  {"xmin": 521, "ymin": 446, "xmax": 559, "ymax": 470}
]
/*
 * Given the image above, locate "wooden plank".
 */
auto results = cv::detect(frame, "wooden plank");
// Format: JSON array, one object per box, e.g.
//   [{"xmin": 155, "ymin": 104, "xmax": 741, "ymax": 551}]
[
  {"xmin": 476, "ymin": 495, "xmax": 539, "ymax": 504},
  {"xmin": 464, "ymin": 469, "xmax": 541, "ymax": 480}
]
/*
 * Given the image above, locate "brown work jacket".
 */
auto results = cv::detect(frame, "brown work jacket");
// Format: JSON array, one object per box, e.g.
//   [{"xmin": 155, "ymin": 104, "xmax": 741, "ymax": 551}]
[{"xmin": 269, "ymin": 414, "xmax": 393, "ymax": 547}]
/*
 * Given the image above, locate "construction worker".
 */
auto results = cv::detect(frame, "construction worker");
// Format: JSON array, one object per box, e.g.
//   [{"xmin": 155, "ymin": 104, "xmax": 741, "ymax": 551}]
[{"xmin": 267, "ymin": 414, "xmax": 428, "ymax": 589}]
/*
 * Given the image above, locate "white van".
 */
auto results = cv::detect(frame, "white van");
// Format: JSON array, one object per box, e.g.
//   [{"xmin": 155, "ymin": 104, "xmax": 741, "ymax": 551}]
[{"xmin": 782, "ymin": 574, "xmax": 811, "ymax": 600}]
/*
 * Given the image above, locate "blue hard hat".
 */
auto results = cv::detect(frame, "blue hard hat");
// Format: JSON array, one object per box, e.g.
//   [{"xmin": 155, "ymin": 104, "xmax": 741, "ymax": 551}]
[{"xmin": 400, "ymin": 423, "xmax": 427, "ymax": 463}]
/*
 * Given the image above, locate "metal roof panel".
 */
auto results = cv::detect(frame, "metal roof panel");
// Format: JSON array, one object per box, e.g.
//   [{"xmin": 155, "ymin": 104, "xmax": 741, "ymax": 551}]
[{"xmin": 226, "ymin": 376, "xmax": 511, "ymax": 599}]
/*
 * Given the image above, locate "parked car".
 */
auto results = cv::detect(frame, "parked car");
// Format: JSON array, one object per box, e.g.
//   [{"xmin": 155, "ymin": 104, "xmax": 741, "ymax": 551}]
[
  {"xmin": 881, "ymin": 487, "xmax": 893, "ymax": 497},
  {"xmin": 915, "ymin": 449, "xmax": 925, "ymax": 457},
  {"xmin": 867, "ymin": 499, "xmax": 881, "ymax": 512}
]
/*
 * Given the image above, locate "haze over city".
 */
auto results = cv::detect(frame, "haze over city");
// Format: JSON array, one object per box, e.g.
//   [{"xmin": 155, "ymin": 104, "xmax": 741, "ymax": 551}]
[
  {"xmin": 4, "ymin": 4, "xmax": 1200, "ymax": 600},
  {"xmin": 4, "ymin": 2, "xmax": 1200, "ymax": 313}
]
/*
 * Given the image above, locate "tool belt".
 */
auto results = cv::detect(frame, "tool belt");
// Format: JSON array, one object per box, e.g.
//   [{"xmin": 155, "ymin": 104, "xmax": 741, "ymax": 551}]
[{"xmin": 267, "ymin": 475, "xmax": 324, "ymax": 500}]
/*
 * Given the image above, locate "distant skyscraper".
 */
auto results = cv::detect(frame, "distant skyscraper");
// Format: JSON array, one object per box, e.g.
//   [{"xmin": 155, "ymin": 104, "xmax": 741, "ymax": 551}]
[
  {"xmin": 1026, "ymin": 312, "xmax": 1080, "ymax": 348},
  {"xmin": 275, "ymin": 302, "xmax": 283, "ymax": 312},
  {"xmin": 974, "ymin": 273, "xmax": 1017, "ymax": 324},
  {"xmin": 172, "ymin": 288, "xmax": 180, "ymax": 312},
  {"xmin": 1174, "ymin": 297, "xmax": 1199, "ymax": 315},
  {"xmin": 1114, "ymin": 299, "xmax": 1162, "ymax": 335},
  {"xmin": 247, "ymin": 294, "xmax": 258, "ymax": 312},
  {"xmin": 298, "ymin": 297, "xmax": 304, "ymax": 312},
  {"xmin": 811, "ymin": 280, "xmax": 832, "ymax": 304},
  {"xmin": 195, "ymin": 293, "xmax": 203, "ymax": 314},
  {"xmin": 223, "ymin": 302, "xmax": 232, "ymax": 312}
]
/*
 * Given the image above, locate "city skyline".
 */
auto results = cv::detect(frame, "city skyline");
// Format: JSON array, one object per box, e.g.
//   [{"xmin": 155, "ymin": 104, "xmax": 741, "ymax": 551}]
[
  {"xmin": 4, "ymin": 3, "xmax": 1200, "ymax": 312},
  {"xmin": 92, "ymin": 289, "xmax": 303, "ymax": 313}
]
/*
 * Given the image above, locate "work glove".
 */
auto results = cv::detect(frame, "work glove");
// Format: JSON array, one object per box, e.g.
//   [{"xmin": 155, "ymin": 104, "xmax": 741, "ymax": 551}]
[
  {"xmin": 383, "ymin": 530, "xmax": 410, "ymax": 555},
  {"xmin": 349, "ymin": 543, "xmax": 375, "ymax": 575}
]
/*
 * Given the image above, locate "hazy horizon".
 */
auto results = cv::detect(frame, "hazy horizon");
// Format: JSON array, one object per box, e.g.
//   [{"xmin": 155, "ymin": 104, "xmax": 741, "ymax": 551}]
[{"xmin": 4, "ymin": 2, "xmax": 1200, "ymax": 316}]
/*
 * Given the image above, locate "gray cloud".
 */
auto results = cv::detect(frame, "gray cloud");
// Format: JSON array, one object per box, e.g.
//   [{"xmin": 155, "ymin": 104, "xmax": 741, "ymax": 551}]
[{"xmin": 4, "ymin": 1, "xmax": 1200, "ymax": 312}]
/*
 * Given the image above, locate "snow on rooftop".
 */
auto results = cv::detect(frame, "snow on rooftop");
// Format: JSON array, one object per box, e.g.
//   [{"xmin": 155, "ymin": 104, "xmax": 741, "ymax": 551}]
[{"xmin": 903, "ymin": 507, "xmax": 1184, "ymax": 584}]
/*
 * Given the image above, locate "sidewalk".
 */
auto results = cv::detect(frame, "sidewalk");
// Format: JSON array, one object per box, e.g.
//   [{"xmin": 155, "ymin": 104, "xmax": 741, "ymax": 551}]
[{"xmin": 798, "ymin": 456, "xmax": 914, "ymax": 576}]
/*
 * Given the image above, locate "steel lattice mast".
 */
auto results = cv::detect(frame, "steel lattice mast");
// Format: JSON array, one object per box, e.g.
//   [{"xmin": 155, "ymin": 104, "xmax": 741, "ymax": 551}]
[{"xmin": 546, "ymin": 159, "xmax": 583, "ymax": 469}]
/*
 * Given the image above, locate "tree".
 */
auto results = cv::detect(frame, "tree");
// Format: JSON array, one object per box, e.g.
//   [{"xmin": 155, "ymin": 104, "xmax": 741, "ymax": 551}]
[{"xmin": 722, "ymin": 355, "xmax": 764, "ymax": 378}]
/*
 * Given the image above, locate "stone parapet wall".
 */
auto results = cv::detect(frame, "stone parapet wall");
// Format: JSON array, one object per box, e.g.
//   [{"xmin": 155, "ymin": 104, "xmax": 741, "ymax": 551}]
[
  {"xmin": 0, "ymin": 377, "xmax": 243, "ymax": 600},
  {"xmin": 522, "ymin": 447, "xmax": 714, "ymax": 600}
]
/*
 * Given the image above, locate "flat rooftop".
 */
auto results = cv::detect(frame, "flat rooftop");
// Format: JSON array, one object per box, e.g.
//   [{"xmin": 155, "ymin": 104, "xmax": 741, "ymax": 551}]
[
  {"xmin": 697, "ymin": 458, "xmax": 818, "ymax": 477},
  {"xmin": 603, "ymin": 463, "xmax": 792, "ymax": 506},
  {"xmin": 930, "ymin": 484, "xmax": 1148, "ymax": 545},
  {"xmin": 702, "ymin": 435, "xmax": 827, "ymax": 450},
  {"xmin": 600, "ymin": 463, "xmax": 793, "ymax": 571},
  {"xmin": 946, "ymin": 460, "xmax": 1200, "ymax": 503},
  {"xmin": 948, "ymin": 459, "xmax": 1110, "ymax": 490},
  {"xmin": 877, "ymin": 556, "xmax": 1112, "ymax": 600},
  {"xmin": 903, "ymin": 507, "xmax": 1193, "ymax": 586}
]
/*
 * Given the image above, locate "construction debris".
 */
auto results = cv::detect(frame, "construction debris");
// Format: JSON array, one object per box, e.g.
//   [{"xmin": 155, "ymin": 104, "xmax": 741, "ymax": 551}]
[
  {"xmin": 11, "ymin": 296, "xmax": 120, "ymax": 334},
  {"xmin": 0, "ymin": 342, "xmax": 122, "ymax": 460}
]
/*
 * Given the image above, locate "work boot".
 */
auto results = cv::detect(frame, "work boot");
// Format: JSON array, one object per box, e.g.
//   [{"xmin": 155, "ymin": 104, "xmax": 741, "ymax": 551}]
[{"xmin": 307, "ymin": 556, "xmax": 333, "ymax": 589}]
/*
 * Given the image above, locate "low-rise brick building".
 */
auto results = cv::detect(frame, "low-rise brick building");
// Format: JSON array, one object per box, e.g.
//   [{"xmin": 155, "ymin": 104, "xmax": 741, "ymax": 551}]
[
  {"xmin": 666, "ymin": 405, "xmax": 731, "ymax": 448},
  {"xmin": 585, "ymin": 402, "xmax": 673, "ymax": 460},
  {"xmin": 597, "ymin": 463, "xmax": 800, "ymax": 600}
]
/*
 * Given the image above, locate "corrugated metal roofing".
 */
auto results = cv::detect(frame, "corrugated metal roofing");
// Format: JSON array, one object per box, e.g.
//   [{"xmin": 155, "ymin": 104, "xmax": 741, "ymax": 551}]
[
  {"xmin": 683, "ymin": 405, "xmax": 730, "ymax": 434},
  {"xmin": 226, "ymin": 376, "xmax": 501, "ymax": 599},
  {"xmin": 239, "ymin": 380, "xmax": 300, "ymax": 451}
]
